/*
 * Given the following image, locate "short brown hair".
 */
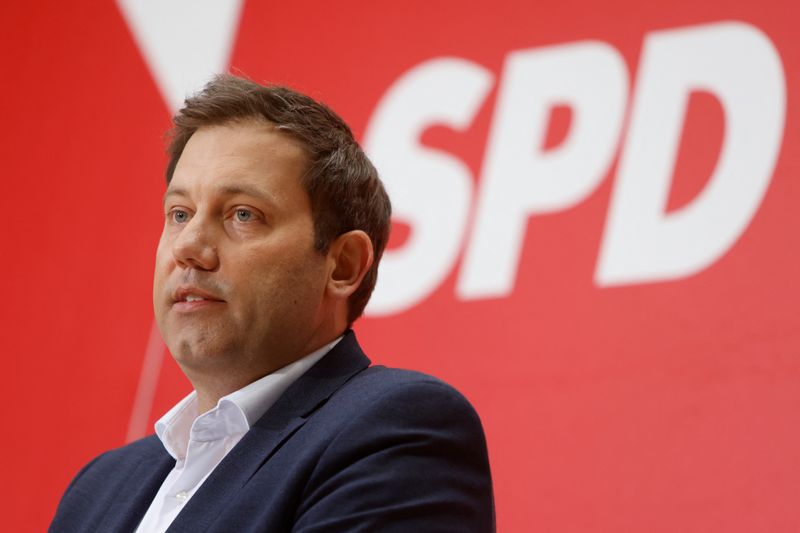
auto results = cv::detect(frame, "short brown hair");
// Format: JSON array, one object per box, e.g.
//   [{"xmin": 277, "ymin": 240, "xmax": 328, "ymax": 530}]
[{"xmin": 165, "ymin": 74, "xmax": 391, "ymax": 324}]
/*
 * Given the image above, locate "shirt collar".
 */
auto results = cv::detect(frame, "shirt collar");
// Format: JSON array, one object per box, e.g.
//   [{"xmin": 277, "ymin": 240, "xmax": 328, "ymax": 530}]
[{"xmin": 154, "ymin": 336, "xmax": 343, "ymax": 460}]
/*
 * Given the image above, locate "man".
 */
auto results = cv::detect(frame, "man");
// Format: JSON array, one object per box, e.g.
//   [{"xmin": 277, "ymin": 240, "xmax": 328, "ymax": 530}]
[{"xmin": 50, "ymin": 75, "xmax": 494, "ymax": 532}]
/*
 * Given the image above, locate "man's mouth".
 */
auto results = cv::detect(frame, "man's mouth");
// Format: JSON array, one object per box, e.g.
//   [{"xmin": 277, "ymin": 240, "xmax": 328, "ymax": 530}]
[
  {"xmin": 183, "ymin": 295, "xmax": 211, "ymax": 302},
  {"xmin": 172, "ymin": 286, "xmax": 226, "ymax": 308}
]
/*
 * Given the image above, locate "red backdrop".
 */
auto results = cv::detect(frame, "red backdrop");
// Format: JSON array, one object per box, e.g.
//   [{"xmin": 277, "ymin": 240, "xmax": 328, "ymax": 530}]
[{"xmin": 2, "ymin": 1, "xmax": 799, "ymax": 531}]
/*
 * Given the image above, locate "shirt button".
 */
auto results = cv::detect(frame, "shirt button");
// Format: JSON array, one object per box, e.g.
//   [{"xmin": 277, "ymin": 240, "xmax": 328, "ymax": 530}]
[{"xmin": 175, "ymin": 491, "xmax": 189, "ymax": 503}]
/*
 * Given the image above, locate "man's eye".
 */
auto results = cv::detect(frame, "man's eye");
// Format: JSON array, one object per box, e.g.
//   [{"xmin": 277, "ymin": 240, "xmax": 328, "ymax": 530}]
[
  {"xmin": 171, "ymin": 210, "xmax": 189, "ymax": 223},
  {"xmin": 235, "ymin": 209, "xmax": 253, "ymax": 222}
]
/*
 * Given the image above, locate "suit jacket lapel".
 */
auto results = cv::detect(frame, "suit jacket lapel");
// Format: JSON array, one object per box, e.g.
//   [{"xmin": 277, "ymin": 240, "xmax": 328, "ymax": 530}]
[
  {"xmin": 167, "ymin": 331, "xmax": 371, "ymax": 532},
  {"xmin": 95, "ymin": 444, "xmax": 174, "ymax": 532}
]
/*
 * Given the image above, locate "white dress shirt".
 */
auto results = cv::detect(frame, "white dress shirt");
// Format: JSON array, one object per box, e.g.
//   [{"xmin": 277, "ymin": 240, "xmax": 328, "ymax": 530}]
[{"xmin": 134, "ymin": 337, "xmax": 342, "ymax": 533}]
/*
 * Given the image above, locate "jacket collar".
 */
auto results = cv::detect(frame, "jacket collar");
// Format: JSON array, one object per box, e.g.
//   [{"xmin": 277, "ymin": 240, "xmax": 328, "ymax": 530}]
[{"xmin": 253, "ymin": 329, "xmax": 371, "ymax": 427}]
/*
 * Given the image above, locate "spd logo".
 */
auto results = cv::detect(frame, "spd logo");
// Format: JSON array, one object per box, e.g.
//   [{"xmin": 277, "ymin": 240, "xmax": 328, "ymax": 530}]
[{"xmin": 364, "ymin": 21, "xmax": 786, "ymax": 316}]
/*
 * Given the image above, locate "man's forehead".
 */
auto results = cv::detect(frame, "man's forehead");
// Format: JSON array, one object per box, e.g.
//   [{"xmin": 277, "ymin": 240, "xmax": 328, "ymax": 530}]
[{"xmin": 167, "ymin": 122, "xmax": 308, "ymax": 197}]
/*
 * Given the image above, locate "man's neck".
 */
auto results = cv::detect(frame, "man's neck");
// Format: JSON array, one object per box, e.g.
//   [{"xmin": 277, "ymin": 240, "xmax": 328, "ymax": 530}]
[{"xmin": 190, "ymin": 332, "xmax": 347, "ymax": 414}]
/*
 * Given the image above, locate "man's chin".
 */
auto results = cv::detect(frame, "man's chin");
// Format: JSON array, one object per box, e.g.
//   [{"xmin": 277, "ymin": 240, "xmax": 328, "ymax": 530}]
[{"xmin": 168, "ymin": 338, "xmax": 232, "ymax": 370}]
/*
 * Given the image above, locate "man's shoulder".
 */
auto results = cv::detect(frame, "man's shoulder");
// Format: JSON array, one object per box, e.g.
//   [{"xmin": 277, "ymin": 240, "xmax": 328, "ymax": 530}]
[
  {"xmin": 315, "ymin": 363, "xmax": 485, "ymax": 437},
  {"xmin": 345, "ymin": 364, "xmax": 473, "ymax": 403},
  {"xmin": 283, "ymin": 364, "xmax": 494, "ymax": 531},
  {"xmin": 302, "ymin": 332, "xmax": 483, "ymax": 429}
]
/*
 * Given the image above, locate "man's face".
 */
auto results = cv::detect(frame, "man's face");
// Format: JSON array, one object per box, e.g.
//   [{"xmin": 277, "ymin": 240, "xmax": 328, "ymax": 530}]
[{"xmin": 153, "ymin": 120, "xmax": 331, "ymax": 381}]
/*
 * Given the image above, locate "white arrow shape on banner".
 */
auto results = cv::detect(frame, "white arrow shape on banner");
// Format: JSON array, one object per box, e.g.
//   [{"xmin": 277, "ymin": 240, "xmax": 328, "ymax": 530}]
[
  {"xmin": 117, "ymin": 0, "xmax": 245, "ymax": 441},
  {"xmin": 116, "ymin": 0, "xmax": 245, "ymax": 112}
]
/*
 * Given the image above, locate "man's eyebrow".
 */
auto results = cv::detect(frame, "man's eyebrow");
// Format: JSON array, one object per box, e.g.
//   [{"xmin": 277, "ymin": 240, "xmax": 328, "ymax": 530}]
[
  {"xmin": 163, "ymin": 187, "xmax": 188, "ymax": 206},
  {"xmin": 162, "ymin": 184, "xmax": 277, "ymax": 206},
  {"xmin": 218, "ymin": 184, "xmax": 275, "ymax": 202}
]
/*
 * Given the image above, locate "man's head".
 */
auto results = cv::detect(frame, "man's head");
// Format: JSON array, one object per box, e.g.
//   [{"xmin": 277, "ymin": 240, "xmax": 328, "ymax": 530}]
[
  {"xmin": 165, "ymin": 75, "xmax": 390, "ymax": 323},
  {"xmin": 153, "ymin": 75, "xmax": 390, "ymax": 395}
]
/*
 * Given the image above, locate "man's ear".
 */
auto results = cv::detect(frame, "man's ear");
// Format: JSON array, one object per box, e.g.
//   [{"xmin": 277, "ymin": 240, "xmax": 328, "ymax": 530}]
[{"xmin": 326, "ymin": 230, "xmax": 374, "ymax": 300}]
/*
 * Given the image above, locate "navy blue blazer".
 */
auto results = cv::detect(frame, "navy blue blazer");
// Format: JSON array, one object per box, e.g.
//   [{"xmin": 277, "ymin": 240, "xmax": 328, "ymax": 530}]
[{"xmin": 50, "ymin": 331, "xmax": 495, "ymax": 532}]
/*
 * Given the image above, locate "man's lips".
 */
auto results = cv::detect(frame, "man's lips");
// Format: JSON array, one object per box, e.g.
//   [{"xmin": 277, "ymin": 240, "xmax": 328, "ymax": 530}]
[{"xmin": 171, "ymin": 286, "xmax": 226, "ymax": 310}]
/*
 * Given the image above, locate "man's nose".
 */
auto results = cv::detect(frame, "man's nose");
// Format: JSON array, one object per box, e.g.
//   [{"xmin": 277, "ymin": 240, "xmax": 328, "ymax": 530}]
[{"xmin": 171, "ymin": 215, "xmax": 220, "ymax": 271}]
